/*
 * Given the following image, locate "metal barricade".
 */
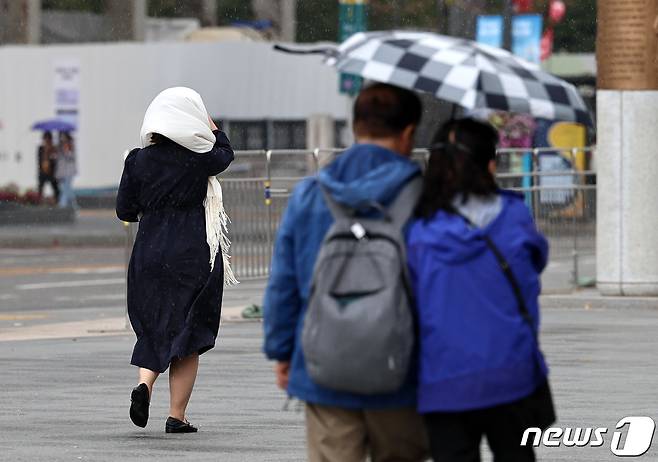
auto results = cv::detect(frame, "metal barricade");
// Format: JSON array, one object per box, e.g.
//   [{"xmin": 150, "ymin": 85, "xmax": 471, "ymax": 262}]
[
  {"xmin": 496, "ymin": 147, "xmax": 596, "ymax": 291},
  {"xmin": 220, "ymin": 150, "xmax": 269, "ymax": 278},
  {"xmin": 124, "ymin": 146, "xmax": 596, "ymax": 291}
]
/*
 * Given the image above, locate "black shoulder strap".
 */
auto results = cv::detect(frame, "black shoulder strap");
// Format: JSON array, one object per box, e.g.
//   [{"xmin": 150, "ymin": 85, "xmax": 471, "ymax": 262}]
[
  {"xmin": 481, "ymin": 234, "xmax": 535, "ymax": 334},
  {"xmin": 455, "ymin": 210, "xmax": 536, "ymax": 339}
]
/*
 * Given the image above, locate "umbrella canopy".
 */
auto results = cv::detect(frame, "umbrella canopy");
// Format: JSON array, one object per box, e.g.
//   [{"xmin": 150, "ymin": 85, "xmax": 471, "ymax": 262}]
[
  {"xmin": 279, "ymin": 31, "xmax": 591, "ymax": 125},
  {"xmin": 31, "ymin": 118, "xmax": 76, "ymax": 132}
]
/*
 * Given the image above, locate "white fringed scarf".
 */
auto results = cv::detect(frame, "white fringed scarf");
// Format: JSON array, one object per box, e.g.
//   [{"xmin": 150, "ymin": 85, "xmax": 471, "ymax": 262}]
[{"xmin": 140, "ymin": 87, "xmax": 238, "ymax": 286}]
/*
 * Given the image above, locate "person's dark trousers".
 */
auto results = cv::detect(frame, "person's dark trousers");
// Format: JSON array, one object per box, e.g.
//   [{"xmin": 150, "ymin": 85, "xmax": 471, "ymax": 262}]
[
  {"xmin": 424, "ymin": 397, "xmax": 536, "ymax": 462},
  {"xmin": 38, "ymin": 174, "xmax": 60, "ymax": 203}
]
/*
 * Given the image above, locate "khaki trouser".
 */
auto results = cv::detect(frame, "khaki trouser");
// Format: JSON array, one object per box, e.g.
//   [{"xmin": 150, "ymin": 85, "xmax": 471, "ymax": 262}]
[{"xmin": 306, "ymin": 403, "xmax": 429, "ymax": 462}]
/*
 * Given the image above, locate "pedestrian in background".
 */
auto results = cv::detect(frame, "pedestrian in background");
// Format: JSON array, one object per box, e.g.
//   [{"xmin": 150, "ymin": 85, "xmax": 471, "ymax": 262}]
[
  {"xmin": 56, "ymin": 131, "xmax": 78, "ymax": 209},
  {"xmin": 263, "ymin": 83, "xmax": 428, "ymax": 462},
  {"xmin": 407, "ymin": 118, "xmax": 551, "ymax": 462},
  {"xmin": 116, "ymin": 87, "xmax": 235, "ymax": 433},
  {"xmin": 37, "ymin": 131, "xmax": 59, "ymax": 203}
]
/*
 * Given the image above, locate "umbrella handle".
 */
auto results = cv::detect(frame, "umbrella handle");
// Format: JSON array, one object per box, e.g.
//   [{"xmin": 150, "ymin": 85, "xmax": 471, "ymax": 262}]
[{"xmin": 273, "ymin": 44, "xmax": 335, "ymax": 56}]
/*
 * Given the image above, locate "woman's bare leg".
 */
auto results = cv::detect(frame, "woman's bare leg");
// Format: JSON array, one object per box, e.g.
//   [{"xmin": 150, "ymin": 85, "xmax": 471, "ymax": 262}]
[
  {"xmin": 168, "ymin": 353, "xmax": 199, "ymax": 421},
  {"xmin": 138, "ymin": 368, "xmax": 159, "ymax": 398}
]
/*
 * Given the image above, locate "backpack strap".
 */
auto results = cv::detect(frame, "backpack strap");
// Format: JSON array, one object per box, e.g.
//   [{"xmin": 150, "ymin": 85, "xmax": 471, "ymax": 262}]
[
  {"xmin": 319, "ymin": 175, "xmax": 422, "ymax": 224},
  {"xmin": 319, "ymin": 183, "xmax": 354, "ymax": 220},
  {"xmin": 387, "ymin": 176, "xmax": 423, "ymax": 228}
]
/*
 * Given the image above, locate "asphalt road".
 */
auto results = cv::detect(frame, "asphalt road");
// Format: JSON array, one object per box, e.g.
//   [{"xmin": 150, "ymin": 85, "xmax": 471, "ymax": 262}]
[
  {"xmin": 0, "ymin": 244, "xmax": 593, "ymax": 321},
  {"xmin": 0, "ymin": 247, "xmax": 264, "ymax": 333}
]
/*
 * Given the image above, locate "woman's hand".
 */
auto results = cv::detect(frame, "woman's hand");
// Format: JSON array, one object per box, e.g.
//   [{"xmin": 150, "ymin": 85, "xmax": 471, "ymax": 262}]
[{"xmin": 208, "ymin": 115, "xmax": 218, "ymax": 131}]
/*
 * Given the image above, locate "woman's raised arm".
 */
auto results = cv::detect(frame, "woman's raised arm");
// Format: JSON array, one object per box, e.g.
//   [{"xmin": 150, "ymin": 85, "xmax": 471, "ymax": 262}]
[{"xmin": 205, "ymin": 130, "xmax": 235, "ymax": 176}]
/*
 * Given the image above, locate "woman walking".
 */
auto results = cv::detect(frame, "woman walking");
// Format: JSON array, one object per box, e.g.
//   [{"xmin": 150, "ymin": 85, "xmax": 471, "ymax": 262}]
[
  {"xmin": 56, "ymin": 131, "xmax": 78, "ymax": 209},
  {"xmin": 116, "ymin": 87, "xmax": 236, "ymax": 433},
  {"xmin": 407, "ymin": 119, "xmax": 550, "ymax": 461}
]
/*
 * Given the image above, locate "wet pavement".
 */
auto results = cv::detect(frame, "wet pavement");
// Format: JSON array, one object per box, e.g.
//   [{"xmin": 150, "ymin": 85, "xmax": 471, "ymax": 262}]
[
  {"xmin": 0, "ymin": 238, "xmax": 656, "ymax": 460},
  {"xmin": 0, "ymin": 296, "xmax": 657, "ymax": 460}
]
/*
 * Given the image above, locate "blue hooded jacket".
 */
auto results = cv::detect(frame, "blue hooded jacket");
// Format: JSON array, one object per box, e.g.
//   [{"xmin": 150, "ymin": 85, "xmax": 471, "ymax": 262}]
[
  {"xmin": 406, "ymin": 191, "xmax": 549, "ymax": 413},
  {"xmin": 263, "ymin": 143, "xmax": 420, "ymax": 409}
]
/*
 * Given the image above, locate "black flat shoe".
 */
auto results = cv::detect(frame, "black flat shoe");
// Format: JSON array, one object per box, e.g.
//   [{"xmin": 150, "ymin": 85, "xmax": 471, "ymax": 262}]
[
  {"xmin": 129, "ymin": 383, "xmax": 150, "ymax": 428},
  {"xmin": 165, "ymin": 416, "xmax": 198, "ymax": 433}
]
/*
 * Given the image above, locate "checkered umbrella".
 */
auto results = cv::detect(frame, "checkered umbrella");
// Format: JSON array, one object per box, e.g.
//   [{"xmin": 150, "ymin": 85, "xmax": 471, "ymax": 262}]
[{"xmin": 322, "ymin": 31, "xmax": 591, "ymax": 125}]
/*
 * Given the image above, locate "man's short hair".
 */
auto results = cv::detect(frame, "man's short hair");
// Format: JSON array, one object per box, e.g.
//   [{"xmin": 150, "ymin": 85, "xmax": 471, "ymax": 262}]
[{"xmin": 353, "ymin": 83, "xmax": 422, "ymax": 138}]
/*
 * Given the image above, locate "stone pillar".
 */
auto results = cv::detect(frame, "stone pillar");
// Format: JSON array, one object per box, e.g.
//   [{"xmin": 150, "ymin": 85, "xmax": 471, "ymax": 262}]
[
  {"xmin": 177, "ymin": 0, "xmax": 217, "ymax": 27},
  {"xmin": 252, "ymin": 0, "xmax": 297, "ymax": 41},
  {"xmin": 0, "ymin": 0, "xmax": 40, "ymax": 44},
  {"xmin": 306, "ymin": 114, "xmax": 335, "ymax": 168},
  {"xmin": 106, "ymin": 0, "xmax": 147, "ymax": 41},
  {"xmin": 201, "ymin": 0, "xmax": 218, "ymax": 27},
  {"xmin": 596, "ymin": 0, "xmax": 658, "ymax": 295},
  {"xmin": 279, "ymin": 0, "xmax": 297, "ymax": 42}
]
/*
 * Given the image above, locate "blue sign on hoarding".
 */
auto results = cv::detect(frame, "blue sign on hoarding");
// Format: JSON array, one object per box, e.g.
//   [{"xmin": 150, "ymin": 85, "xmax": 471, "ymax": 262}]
[
  {"xmin": 512, "ymin": 14, "xmax": 543, "ymax": 64},
  {"xmin": 476, "ymin": 15, "xmax": 504, "ymax": 48}
]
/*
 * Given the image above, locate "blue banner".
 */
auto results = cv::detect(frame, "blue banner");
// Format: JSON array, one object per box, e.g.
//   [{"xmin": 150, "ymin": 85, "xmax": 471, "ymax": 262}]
[
  {"xmin": 512, "ymin": 14, "xmax": 543, "ymax": 64},
  {"xmin": 476, "ymin": 15, "xmax": 503, "ymax": 49}
]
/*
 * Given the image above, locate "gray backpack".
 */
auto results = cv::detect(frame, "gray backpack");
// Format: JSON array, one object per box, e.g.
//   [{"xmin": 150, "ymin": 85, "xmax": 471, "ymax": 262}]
[{"xmin": 302, "ymin": 177, "xmax": 422, "ymax": 395}]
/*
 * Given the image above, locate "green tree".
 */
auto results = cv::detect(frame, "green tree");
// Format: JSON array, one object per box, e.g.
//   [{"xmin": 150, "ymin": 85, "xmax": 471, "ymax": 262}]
[
  {"xmin": 296, "ymin": 0, "xmax": 338, "ymax": 43},
  {"xmin": 147, "ymin": 0, "xmax": 181, "ymax": 17},
  {"xmin": 148, "ymin": 0, "xmax": 253, "ymax": 24},
  {"xmin": 552, "ymin": 0, "xmax": 596, "ymax": 53},
  {"xmin": 42, "ymin": 0, "xmax": 105, "ymax": 13},
  {"xmin": 51, "ymin": 0, "xmax": 593, "ymax": 53},
  {"xmin": 369, "ymin": 0, "xmax": 439, "ymax": 31},
  {"xmin": 216, "ymin": 0, "xmax": 253, "ymax": 26}
]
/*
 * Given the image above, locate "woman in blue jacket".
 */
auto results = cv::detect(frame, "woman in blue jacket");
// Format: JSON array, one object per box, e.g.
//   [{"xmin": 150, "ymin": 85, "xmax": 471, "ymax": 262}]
[{"xmin": 407, "ymin": 118, "xmax": 549, "ymax": 462}]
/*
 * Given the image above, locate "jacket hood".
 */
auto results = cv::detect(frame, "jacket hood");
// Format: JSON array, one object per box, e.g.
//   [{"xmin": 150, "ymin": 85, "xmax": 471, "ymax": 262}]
[
  {"xmin": 317, "ymin": 143, "xmax": 420, "ymax": 209},
  {"xmin": 410, "ymin": 192, "xmax": 525, "ymax": 263}
]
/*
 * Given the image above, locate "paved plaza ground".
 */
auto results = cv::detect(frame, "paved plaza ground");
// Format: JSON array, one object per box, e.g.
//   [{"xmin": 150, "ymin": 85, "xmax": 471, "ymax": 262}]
[
  {"xmin": 1, "ymin": 301, "xmax": 657, "ymax": 460},
  {"xmin": 0, "ymin": 246, "xmax": 657, "ymax": 460}
]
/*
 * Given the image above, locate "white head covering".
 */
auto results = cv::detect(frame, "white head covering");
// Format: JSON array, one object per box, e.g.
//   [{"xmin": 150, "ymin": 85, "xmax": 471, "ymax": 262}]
[
  {"xmin": 140, "ymin": 87, "xmax": 238, "ymax": 285},
  {"xmin": 140, "ymin": 87, "xmax": 216, "ymax": 154}
]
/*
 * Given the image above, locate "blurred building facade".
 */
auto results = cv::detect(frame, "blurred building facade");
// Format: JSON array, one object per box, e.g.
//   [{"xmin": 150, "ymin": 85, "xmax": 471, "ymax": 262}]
[{"xmin": 0, "ymin": 40, "xmax": 349, "ymax": 189}]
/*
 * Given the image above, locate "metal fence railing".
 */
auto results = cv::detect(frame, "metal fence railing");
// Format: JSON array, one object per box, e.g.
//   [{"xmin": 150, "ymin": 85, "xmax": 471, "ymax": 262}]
[
  {"xmin": 125, "ymin": 146, "xmax": 596, "ymax": 292},
  {"xmin": 495, "ymin": 147, "xmax": 596, "ymax": 292}
]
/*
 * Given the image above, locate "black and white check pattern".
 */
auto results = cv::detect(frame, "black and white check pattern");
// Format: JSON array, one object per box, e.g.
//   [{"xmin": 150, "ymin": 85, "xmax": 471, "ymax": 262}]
[{"xmin": 327, "ymin": 31, "xmax": 591, "ymax": 125}]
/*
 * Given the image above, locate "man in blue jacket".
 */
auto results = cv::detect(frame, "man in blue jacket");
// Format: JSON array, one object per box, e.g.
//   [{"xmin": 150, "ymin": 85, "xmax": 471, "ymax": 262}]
[{"xmin": 263, "ymin": 83, "xmax": 428, "ymax": 462}]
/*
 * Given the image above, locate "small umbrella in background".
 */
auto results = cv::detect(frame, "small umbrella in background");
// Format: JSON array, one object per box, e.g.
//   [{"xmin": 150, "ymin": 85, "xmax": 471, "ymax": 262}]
[
  {"xmin": 31, "ymin": 118, "xmax": 76, "ymax": 132},
  {"xmin": 275, "ymin": 30, "xmax": 592, "ymax": 126}
]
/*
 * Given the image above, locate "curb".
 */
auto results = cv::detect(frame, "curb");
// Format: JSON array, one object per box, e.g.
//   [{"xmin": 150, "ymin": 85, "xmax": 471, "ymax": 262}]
[
  {"xmin": 0, "ymin": 306, "xmax": 261, "ymax": 343},
  {"xmin": 0, "ymin": 235, "xmax": 126, "ymax": 248},
  {"xmin": 540, "ymin": 292, "xmax": 658, "ymax": 310}
]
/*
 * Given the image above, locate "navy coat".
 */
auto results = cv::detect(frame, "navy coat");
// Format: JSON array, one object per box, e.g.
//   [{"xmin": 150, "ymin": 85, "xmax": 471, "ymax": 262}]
[{"xmin": 116, "ymin": 130, "xmax": 234, "ymax": 373}]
